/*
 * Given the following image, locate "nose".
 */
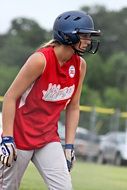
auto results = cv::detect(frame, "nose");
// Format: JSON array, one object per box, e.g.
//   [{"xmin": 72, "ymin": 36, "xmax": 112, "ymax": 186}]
[
  {"xmin": 81, "ymin": 38, "xmax": 91, "ymax": 46},
  {"xmin": 86, "ymin": 39, "xmax": 91, "ymax": 45},
  {"xmin": 80, "ymin": 36, "xmax": 91, "ymax": 43}
]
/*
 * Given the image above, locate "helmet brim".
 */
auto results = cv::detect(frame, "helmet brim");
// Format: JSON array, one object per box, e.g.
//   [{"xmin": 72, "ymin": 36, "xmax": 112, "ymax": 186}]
[{"xmin": 77, "ymin": 29, "xmax": 101, "ymax": 36}]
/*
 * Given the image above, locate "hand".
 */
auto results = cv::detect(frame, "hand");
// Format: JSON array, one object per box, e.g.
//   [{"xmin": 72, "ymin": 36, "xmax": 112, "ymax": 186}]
[
  {"xmin": 0, "ymin": 136, "xmax": 17, "ymax": 167},
  {"xmin": 64, "ymin": 144, "xmax": 75, "ymax": 172}
]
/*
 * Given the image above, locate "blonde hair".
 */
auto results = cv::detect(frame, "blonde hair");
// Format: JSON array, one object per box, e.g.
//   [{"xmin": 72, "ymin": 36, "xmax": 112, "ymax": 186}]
[{"xmin": 38, "ymin": 39, "xmax": 60, "ymax": 49}]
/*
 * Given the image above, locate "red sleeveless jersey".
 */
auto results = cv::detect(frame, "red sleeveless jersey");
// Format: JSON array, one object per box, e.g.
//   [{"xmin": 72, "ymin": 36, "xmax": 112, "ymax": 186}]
[{"xmin": 14, "ymin": 47, "xmax": 81, "ymax": 150}]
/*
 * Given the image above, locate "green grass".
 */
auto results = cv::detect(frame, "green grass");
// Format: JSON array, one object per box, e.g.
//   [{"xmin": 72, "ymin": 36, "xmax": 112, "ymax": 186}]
[{"xmin": 20, "ymin": 161, "xmax": 127, "ymax": 190}]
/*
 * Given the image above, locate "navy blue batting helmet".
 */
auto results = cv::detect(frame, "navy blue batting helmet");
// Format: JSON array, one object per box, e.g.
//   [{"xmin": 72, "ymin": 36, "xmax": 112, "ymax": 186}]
[{"xmin": 53, "ymin": 10, "xmax": 101, "ymax": 45}]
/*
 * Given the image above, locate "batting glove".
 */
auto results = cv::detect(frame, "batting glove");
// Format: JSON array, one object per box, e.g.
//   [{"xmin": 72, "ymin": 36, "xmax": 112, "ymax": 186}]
[
  {"xmin": 64, "ymin": 144, "xmax": 75, "ymax": 172},
  {"xmin": 0, "ymin": 136, "xmax": 17, "ymax": 167}
]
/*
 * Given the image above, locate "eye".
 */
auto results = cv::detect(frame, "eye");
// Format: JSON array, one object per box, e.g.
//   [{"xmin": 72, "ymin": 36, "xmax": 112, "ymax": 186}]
[{"xmin": 79, "ymin": 33, "xmax": 91, "ymax": 39}]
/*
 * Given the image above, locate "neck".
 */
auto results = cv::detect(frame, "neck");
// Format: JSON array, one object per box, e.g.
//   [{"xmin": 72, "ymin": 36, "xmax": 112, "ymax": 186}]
[{"xmin": 54, "ymin": 45, "xmax": 74, "ymax": 66}]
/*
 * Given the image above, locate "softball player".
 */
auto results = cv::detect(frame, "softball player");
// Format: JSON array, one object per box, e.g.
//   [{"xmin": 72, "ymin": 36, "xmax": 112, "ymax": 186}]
[{"xmin": 0, "ymin": 10, "xmax": 100, "ymax": 190}]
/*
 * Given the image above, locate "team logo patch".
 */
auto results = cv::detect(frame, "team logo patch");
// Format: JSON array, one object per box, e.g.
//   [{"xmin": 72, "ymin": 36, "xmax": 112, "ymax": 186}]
[{"xmin": 69, "ymin": 65, "xmax": 75, "ymax": 78}]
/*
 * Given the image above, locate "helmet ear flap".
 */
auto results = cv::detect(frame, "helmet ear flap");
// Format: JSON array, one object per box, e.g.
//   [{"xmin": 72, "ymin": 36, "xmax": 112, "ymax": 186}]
[
  {"xmin": 66, "ymin": 33, "xmax": 80, "ymax": 44},
  {"xmin": 57, "ymin": 31, "xmax": 80, "ymax": 45},
  {"xmin": 58, "ymin": 31, "xmax": 71, "ymax": 44}
]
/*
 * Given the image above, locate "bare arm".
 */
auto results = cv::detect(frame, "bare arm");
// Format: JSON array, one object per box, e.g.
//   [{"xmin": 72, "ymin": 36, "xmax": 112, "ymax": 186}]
[
  {"xmin": 65, "ymin": 57, "xmax": 87, "ymax": 144},
  {"xmin": 2, "ymin": 52, "xmax": 46, "ymax": 136}
]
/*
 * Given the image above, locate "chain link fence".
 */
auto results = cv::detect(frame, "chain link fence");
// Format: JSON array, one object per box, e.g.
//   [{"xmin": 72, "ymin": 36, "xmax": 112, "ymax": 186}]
[{"xmin": 79, "ymin": 106, "xmax": 127, "ymax": 135}]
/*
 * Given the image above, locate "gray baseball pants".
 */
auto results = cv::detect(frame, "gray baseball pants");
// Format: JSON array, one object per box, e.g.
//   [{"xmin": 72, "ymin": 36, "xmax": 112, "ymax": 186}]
[{"xmin": 0, "ymin": 142, "xmax": 72, "ymax": 190}]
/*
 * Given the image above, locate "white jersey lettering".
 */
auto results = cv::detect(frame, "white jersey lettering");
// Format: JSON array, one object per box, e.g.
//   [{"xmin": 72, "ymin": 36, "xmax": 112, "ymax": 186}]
[{"xmin": 42, "ymin": 83, "xmax": 75, "ymax": 101}]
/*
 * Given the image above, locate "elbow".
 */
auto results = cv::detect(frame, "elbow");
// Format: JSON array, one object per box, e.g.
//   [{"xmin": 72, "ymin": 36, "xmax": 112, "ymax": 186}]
[{"xmin": 3, "ymin": 91, "xmax": 17, "ymax": 103}]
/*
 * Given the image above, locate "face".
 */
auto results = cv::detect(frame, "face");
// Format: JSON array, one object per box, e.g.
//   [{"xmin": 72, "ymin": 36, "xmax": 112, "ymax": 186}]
[{"xmin": 74, "ymin": 33, "xmax": 92, "ymax": 52}]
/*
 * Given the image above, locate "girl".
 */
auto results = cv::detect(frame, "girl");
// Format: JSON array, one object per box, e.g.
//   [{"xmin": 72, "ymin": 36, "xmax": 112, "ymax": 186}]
[{"xmin": 0, "ymin": 10, "xmax": 100, "ymax": 190}]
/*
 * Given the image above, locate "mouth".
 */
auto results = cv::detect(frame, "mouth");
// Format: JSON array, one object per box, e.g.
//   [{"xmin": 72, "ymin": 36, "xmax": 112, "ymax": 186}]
[
  {"xmin": 79, "ymin": 44, "xmax": 91, "ymax": 52},
  {"xmin": 83, "ymin": 43, "xmax": 91, "ymax": 48},
  {"xmin": 81, "ymin": 45, "xmax": 88, "ymax": 49}
]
